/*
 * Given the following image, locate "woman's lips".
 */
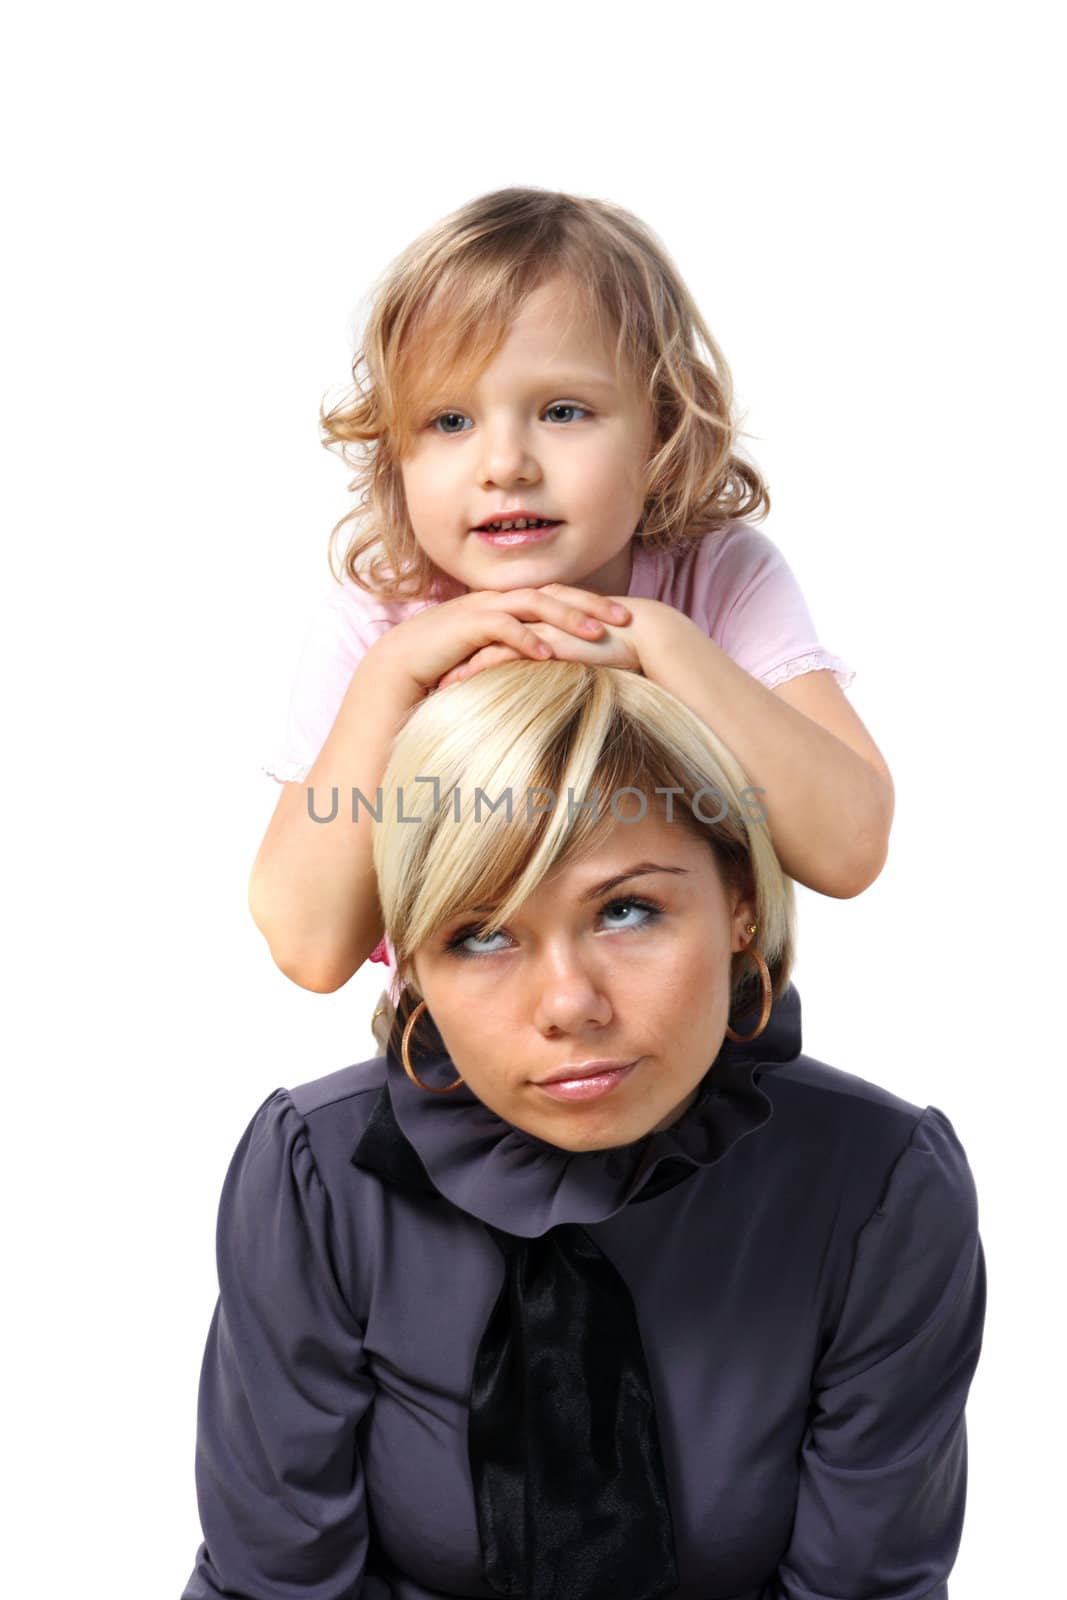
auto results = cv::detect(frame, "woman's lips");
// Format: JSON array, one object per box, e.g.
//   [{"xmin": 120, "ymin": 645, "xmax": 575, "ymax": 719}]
[
  {"xmin": 473, "ymin": 521, "xmax": 563, "ymax": 548},
  {"xmin": 534, "ymin": 1061, "xmax": 639, "ymax": 1103}
]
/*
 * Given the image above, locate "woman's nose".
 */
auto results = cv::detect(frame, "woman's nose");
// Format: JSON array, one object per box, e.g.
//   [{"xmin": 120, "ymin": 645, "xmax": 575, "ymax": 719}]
[{"xmin": 532, "ymin": 957, "xmax": 613, "ymax": 1037}]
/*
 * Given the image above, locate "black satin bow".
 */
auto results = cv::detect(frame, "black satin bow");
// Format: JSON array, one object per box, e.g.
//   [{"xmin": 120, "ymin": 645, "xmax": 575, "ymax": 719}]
[
  {"xmin": 352, "ymin": 1075, "xmax": 682, "ymax": 1600},
  {"xmin": 470, "ymin": 1220, "xmax": 679, "ymax": 1600}
]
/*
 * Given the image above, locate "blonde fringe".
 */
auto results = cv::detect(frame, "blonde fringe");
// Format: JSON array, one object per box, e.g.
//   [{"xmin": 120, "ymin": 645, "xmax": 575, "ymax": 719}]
[{"xmin": 372, "ymin": 661, "xmax": 795, "ymax": 1019}]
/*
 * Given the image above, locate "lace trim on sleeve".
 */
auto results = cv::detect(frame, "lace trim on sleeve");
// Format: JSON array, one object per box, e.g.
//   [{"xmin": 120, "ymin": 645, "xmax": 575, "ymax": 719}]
[
  {"xmin": 762, "ymin": 651, "xmax": 855, "ymax": 691},
  {"xmin": 261, "ymin": 758, "xmax": 312, "ymax": 784}
]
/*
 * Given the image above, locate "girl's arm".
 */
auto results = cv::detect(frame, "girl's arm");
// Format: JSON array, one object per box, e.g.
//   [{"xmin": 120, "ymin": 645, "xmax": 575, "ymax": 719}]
[
  {"xmin": 249, "ymin": 586, "xmax": 632, "ymax": 991},
  {"xmin": 635, "ymin": 603, "xmax": 894, "ymax": 897},
  {"xmin": 248, "ymin": 651, "xmax": 420, "ymax": 992}
]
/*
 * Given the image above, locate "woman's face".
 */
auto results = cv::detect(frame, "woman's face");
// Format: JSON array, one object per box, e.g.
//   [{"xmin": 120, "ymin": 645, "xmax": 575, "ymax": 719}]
[{"xmin": 412, "ymin": 809, "xmax": 756, "ymax": 1152}]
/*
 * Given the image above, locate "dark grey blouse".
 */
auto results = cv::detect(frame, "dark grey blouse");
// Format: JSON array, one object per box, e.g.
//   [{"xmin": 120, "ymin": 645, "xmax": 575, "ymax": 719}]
[{"xmin": 183, "ymin": 986, "xmax": 985, "ymax": 1599}]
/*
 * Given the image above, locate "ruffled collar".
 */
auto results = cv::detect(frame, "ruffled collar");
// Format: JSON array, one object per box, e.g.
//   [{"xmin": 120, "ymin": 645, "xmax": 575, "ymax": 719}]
[{"xmin": 352, "ymin": 984, "xmax": 802, "ymax": 1238}]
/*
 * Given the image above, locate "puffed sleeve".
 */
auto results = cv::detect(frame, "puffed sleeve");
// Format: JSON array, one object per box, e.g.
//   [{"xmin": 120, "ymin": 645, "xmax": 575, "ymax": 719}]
[
  {"xmin": 263, "ymin": 582, "xmax": 394, "ymax": 783},
  {"xmin": 182, "ymin": 1090, "xmax": 377, "ymax": 1600},
  {"xmin": 708, "ymin": 525, "xmax": 855, "ymax": 691},
  {"xmin": 769, "ymin": 1106, "xmax": 986, "ymax": 1600}
]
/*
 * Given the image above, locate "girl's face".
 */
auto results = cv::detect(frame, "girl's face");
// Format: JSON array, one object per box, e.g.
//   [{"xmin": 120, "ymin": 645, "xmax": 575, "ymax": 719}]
[
  {"xmin": 398, "ymin": 275, "xmax": 657, "ymax": 596},
  {"xmin": 412, "ymin": 809, "xmax": 755, "ymax": 1152}
]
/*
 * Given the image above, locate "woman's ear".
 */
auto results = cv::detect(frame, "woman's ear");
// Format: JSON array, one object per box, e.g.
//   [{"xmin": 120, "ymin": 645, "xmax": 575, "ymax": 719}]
[{"xmin": 728, "ymin": 877, "xmax": 758, "ymax": 948}]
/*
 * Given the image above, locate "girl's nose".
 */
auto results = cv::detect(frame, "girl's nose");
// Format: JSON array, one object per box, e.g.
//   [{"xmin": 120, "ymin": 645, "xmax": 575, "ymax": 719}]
[
  {"xmin": 477, "ymin": 420, "xmax": 539, "ymax": 489},
  {"xmin": 532, "ymin": 955, "xmax": 613, "ymax": 1038}
]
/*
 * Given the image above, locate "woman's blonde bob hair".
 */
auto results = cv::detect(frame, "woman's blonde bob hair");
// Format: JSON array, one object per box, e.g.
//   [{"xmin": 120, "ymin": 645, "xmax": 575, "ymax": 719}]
[
  {"xmin": 372, "ymin": 661, "xmax": 795, "ymax": 1024},
  {"xmin": 323, "ymin": 186, "xmax": 770, "ymax": 601}
]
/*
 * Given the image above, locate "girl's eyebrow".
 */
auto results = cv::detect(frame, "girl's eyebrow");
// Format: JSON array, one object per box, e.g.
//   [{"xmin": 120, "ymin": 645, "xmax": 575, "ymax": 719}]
[
  {"xmin": 538, "ymin": 371, "xmax": 619, "ymax": 391},
  {"xmin": 578, "ymin": 863, "xmax": 689, "ymax": 901},
  {"xmin": 428, "ymin": 371, "xmax": 621, "ymax": 405}
]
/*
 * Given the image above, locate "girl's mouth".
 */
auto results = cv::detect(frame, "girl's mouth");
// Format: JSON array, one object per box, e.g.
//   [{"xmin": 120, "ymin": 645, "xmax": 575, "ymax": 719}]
[{"xmin": 473, "ymin": 520, "xmax": 563, "ymax": 548}]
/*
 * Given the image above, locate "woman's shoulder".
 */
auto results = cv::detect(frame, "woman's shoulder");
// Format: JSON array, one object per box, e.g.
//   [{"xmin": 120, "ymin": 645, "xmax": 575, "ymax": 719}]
[
  {"xmin": 229, "ymin": 1059, "xmax": 389, "ymax": 1200},
  {"xmin": 287, "ymin": 1053, "xmax": 389, "ymax": 1116},
  {"xmin": 283, "ymin": 1054, "xmax": 392, "ymax": 1179},
  {"xmin": 765, "ymin": 1050, "xmax": 924, "ymax": 1122},
  {"xmin": 764, "ymin": 1049, "xmax": 966, "ymax": 1149},
  {"xmin": 756, "ymin": 1053, "xmax": 977, "ymax": 1229}
]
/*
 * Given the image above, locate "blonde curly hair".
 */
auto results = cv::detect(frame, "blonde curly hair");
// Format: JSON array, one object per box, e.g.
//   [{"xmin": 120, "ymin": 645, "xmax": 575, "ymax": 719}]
[{"xmin": 322, "ymin": 186, "xmax": 770, "ymax": 601}]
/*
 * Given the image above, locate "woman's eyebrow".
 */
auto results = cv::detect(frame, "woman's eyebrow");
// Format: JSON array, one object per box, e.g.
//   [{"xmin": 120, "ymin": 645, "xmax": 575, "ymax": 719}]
[
  {"xmin": 579, "ymin": 864, "xmax": 689, "ymax": 902},
  {"xmin": 449, "ymin": 866, "xmax": 689, "ymax": 927}
]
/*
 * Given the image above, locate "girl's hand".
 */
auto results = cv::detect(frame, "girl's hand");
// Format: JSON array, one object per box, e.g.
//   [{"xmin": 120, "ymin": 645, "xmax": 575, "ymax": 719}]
[
  {"xmin": 369, "ymin": 585, "xmax": 632, "ymax": 695},
  {"xmin": 436, "ymin": 599, "xmax": 643, "ymax": 688}
]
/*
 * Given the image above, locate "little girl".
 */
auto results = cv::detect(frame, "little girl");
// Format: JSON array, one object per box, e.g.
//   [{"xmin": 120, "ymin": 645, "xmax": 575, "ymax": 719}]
[{"xmin": 252, "ymin": 187, "xmax": 894, "ymax": 1042}]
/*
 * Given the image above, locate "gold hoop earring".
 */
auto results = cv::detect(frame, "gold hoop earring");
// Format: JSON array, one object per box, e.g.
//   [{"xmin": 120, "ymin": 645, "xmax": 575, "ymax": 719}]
[
  {"xmin": 400, "ymin": 999, "xmax": 465, "ymax": 1094},
  {"xmin": 725, "ymin": 929, "xmax": 772, "ymax": 1043}
]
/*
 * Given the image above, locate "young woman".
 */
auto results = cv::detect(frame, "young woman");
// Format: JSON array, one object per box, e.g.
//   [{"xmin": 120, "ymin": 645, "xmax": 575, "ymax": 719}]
[{"xmin": 188, "ymin": 662, "xmax": 983, "ymax": 1600}]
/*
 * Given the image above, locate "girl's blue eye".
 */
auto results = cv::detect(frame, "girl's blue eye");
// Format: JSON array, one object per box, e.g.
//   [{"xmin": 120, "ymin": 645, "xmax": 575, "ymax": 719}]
[{"xmin": 431, "ymin": 403, "xmax": 590, "ymax": 435}]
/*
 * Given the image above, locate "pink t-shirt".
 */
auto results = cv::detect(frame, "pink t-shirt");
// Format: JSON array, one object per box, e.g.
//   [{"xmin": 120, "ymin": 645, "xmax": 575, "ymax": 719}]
[{"xmin": 265, "ymin": 522, "xmax": 853, "ymax": 971}]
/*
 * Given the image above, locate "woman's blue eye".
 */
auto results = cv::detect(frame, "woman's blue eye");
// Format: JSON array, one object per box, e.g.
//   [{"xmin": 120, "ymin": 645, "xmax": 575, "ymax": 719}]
[
  {"xmin": 448, "ymin": 926, "xmax": 511, "ymax": 956},
  {"xmin": 444, "ymin": 897, "xmax": 660, "ymax": 958},
  {"xmin": 431, "ymin": 403, "xmax": 589, "ymax": 435},
  {"xmin": 599, "ymin": 898, "xmax": 659, "ymax": 930},
  {"xmin": 460, "ymin": 928, "xmax": 511, "ymax": 947}
]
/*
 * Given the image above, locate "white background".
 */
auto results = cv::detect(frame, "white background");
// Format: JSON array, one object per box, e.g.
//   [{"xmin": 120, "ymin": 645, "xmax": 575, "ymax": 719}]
[{"xmin": 3, "ymin": 2, "xmax": 1062, "ymax": 1594}]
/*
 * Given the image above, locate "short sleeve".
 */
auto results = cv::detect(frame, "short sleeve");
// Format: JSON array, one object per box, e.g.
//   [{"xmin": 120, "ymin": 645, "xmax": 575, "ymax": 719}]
[
  {"xmin": 182, "ymin": 1090, "xmax": 376, "ymax": 1600},
  {"xmin": 769, "ymin": 1106, "xmax": 986, "ymax": 1600},
  {"xmin": 710, "ymin": 527, "xmax": 856, "ymax": 691},
  {"xmin": 263, "ymin": 582, "xmax": 395, "ymax": 784}
]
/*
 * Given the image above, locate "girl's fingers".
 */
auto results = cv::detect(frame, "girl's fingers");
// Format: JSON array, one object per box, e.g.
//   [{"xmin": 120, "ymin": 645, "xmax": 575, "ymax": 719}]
[
  {"xmin": 538, "ymin": 583, "xmax": 631, "ymax": 625},
  {"xmin": 528, "ymin": 619, "xmax": 642, "ymax": 671},
  {"xmin": 439, "ymin": 643, "xmax": 526, "ymax": 688},
  {"xmin": 483, "ymin": 612, "xmax": 555, "ymax": 659},
  {"xmin": 474, "ymin": 587, "xmax": 629, "ymax": 639},
  {"xmin": 527, "ymin": 593, "xmax": 617, "ymax": 637},
  {"xmin": 524, "ymin": 626, "xmax": 605, "ymax": 663}
]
